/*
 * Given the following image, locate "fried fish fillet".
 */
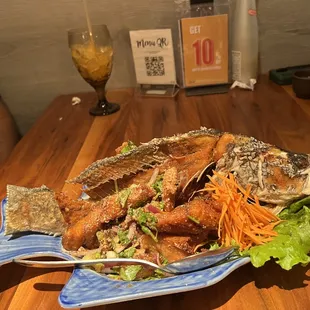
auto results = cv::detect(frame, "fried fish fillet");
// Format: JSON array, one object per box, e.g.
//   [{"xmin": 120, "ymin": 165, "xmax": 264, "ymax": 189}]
[
  {"xmin": 158, "ymin": 234, "xmax": 209, "ymax": 255},
  {"xmin": 137, "ymin": 234, "xmax": 208, "ymax": 263},
  {"xmin": 55, "ymin": 192, "xmax": 97, "ymax": 225},
  {"xmin": 62, "ymin": 184, "xmax": 155, "ymax": 250},
  {"xmin": 6, "ymin": 128, "xmax": 310, "ymax": 238},
  {"xmin": 154, "ymin": 196, "xmax": 221, "ymax": 235},
  {"xmin": 162, "ymin": 166, "xmax": 178, "ymax": 211}
]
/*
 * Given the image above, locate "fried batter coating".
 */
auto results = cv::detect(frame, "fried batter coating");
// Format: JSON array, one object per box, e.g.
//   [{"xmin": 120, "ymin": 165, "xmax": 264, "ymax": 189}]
[
  {"xmin": 154, "ymin": 196, "xmax": 221, "ymax": 235},
  {"xmin": 62, "ymin": 184, "xmax": 155, "ymax": 250},
  {"xmin": 56, "ymin": 192, "xmax": 97, "ymax": 225},
  {"xmin": 136, "ymin": 234, "xmax": 209, "ymax": 263},
  {"xmin": 162, "ymin": 166, "xmax": 178, "ymax": 211},
  {"xmin": 159, "ymin": 234, "xmax": 208, "ymax": 255}
]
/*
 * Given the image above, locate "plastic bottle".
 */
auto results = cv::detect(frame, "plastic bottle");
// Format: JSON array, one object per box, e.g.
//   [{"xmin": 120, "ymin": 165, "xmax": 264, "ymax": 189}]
[{"xmin": 231, "ymin": 0, "xmax": 258, "ymax": 89}]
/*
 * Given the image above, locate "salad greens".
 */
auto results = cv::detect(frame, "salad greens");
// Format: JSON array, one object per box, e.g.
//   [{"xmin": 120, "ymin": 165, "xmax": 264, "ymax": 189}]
[
  {"xmin": 141, "ymin": 225, "xmax": 158, "ymax": 242},
  {"xmin": 129, "ymin": 207, "xmax": 158, "ymax": 242},
  {"xmin": 117, "ymin": 229, "xmax": 130, "ymax": 246},
  {"xmin": 152, "ymin": 175, "xmax": 163, "ymax": 194},
  {"xmin": 129, "ymin": 208, "xmax": 158, "ymax": 228},
  {"xmin": 119, "ymin": 265, "xmax": 142, "ymax": 281},
  {"xmin": 118, "ymin": 187, "xmax": 132, "ymax": 208},
  {"xmin": 119, "ymin": 247, "xmax": 136, "ymax": 258},
  {"xmin": 246, "ymin": 198, "xmax": 310, "ymax": 270}
]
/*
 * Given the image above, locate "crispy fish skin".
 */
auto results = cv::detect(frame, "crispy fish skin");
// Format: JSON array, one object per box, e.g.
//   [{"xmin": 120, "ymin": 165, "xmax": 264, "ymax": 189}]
[
  {"xmin": 68, "ymin": 128, "xmax": 221, "ymax": 196},
  {"xmin": 84, "ymin": 142, "xmax": 217, "ymax": 201},
  {"xmin": 62, "ymin": 184, "xmax": 155, "ymax": 250},
  {"xmin": 5, "ymin": 185, "xmax": 66, "ymax": 236},
  {"xmin": 154, "ymin": 196, "xmax": 221, "ymax": 235}
]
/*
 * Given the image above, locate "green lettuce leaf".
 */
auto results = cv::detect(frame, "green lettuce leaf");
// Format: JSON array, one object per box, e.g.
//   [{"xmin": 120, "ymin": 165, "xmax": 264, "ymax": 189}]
[
  {"xmin": 119, "ymin": 265, "xmax": 142, "ymax": 281},
  {"xmin": 246, "ymin": 204, "xmax": 310, "ymax": 270}
]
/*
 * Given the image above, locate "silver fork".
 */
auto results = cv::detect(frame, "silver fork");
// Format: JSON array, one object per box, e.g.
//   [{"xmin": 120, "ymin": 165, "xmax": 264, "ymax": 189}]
[{"xmin": 13, "ymin": 246, "xmax": 236, "ymax": 275}]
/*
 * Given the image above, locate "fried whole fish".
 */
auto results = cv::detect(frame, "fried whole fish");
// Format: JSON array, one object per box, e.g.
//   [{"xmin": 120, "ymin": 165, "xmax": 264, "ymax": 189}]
[
  {"xmin": 69, "ymin": 128, "xmax": 310, "ymax": 207},
  {"xmin": 5, "ymin": 127, "xmax": 310, "ymax": 242}
]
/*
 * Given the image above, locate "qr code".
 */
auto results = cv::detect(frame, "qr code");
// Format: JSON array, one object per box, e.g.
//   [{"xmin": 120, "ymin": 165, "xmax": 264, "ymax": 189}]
[{"xmin": 145, "ymin": 56, "xmax": 165, "ymax": 76}]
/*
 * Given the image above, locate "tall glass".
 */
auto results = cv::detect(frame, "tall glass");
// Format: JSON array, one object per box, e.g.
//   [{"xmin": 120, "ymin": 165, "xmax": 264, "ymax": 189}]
[{"xmin": 68, "ymin": 24, "xmax": 120, "ymax": 116}]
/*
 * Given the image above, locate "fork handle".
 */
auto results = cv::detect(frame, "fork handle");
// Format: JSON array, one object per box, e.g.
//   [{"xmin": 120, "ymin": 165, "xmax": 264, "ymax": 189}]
[{"xmin": 13, "ymin": 258, "xmax": 159, "ymax": 270}]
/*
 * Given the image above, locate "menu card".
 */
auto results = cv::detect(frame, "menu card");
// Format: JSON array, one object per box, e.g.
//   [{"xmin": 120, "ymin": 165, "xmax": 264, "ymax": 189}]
[
  {"xmin": 180, "ymin": 15, "xmax": 228, "ymax": 87},
  {"xmin": 129, "ymin": 29, "xmax": 177, "ymax": 85}
]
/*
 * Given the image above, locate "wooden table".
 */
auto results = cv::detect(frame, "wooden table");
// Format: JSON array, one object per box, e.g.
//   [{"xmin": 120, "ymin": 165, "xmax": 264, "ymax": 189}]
[{"xmin": 0, "ymin": 76, "xmax": 309, "ymax": 310}]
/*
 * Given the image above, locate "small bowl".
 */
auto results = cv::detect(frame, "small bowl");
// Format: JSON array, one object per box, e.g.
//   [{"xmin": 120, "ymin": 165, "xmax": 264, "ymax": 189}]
[{"xmin": 293, "ymin": 70, "xmax": 310, "ymax": 99}]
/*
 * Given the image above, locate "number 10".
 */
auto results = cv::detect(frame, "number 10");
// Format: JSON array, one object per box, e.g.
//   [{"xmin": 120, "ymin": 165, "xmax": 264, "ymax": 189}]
[{"xmin": 192, "ymin": 39, "xmax": 214, "ymax": 66}]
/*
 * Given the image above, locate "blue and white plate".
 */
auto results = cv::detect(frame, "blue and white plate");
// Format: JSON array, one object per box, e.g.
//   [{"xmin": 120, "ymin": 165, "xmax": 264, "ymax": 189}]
[{"xmin": 0, "ymin": 198, "xmax": 250, "ymax": 308}]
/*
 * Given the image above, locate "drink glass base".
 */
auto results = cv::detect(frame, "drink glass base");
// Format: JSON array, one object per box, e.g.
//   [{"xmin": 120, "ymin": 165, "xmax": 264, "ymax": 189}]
[{"xmin": 89, "ymin": 102, "xmax": 120, "ymax": 116}]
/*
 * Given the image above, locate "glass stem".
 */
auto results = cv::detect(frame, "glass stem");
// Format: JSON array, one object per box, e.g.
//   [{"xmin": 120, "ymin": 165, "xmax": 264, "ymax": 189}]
[{"xmin": 95, "ymin": 84, "xmax": 107, "ymax": 108}]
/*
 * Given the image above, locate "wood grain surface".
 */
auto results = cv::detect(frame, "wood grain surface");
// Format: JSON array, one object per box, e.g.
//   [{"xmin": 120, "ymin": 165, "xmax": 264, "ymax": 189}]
[{"xmin": 0, "ymin": 76, "xmax": 310, "ymax": 309}]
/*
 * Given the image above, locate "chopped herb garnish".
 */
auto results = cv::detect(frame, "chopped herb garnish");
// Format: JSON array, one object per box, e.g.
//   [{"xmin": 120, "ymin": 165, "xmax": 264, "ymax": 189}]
[
  {"xmin": 119, "ymin": 247, "xmax": 136, "ymax": 258},
  {"xmin": 117, "ymin": 229, "xmax": 130, "ymax": 245},
  {"xmin": 141, "ymin": 225, "xmax": 158, "ymax": 242},
  {"xmin": 119, "ymin": 265, "xmax": 142, "ymax": 281},
  {"xmin": 142, "ymin": 269, "xmax": 167, "ymax": 281},
  {"xmin": 120, "ymin": 141, "xmax": 137, "ymax": 154},
  {"xmin": 130, "ymin": 208, "xmax": 158, "ymax": 241},
  {"xmin": 83, "ymin": 252, "xmax": 102, "ymax": 260},
  {"xmin": 152, "ymin": 175, "xmax": 163, "ymax": 194},
  {"xmin": 155, "ymin": 269, "xmax": 166, "ymax": 277},
  {"xmin": 128, "ymin": 207, "xmax": 134, "ymax": 216},
  {"xmin": 132, "ymin": 208, "xmax": 157, "ymax": 228},
  {"xmin": 111, "ymin": 266, "xmax": 121, "ymax": 273},
  {"xmin": 188, "ymin": 215, "xmax": 200, "ymax": 224},
  {"xmin": 118, "ymin": 188, "xmax": 131, "ymax": 208},
  {"xmin": 159, "ymin": 201, "xmax": 165, "ymax": 210},
  {"xmin": 96, "ymin": 231, "xmax": 105, "ymax": 243},
  {"xmin": 159, "ymin": 254, "xmax": 169, "ymax": 265},
  {"xmin": 153, "ymin": 192, "xmax": 161, "ymax": 201}
]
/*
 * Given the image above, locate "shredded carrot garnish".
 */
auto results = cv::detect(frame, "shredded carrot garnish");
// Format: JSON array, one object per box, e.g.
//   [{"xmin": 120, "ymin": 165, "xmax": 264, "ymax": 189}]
[{"xmin": 205, "ymin": 171, "xmax": 281, "ymax": 251}]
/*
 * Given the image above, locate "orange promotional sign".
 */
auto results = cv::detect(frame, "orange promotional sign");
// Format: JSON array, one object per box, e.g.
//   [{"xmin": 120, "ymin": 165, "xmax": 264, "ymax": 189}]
[{"xmin": 180, "ymin": 15, "xmax": 228, "ymax": 87}]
